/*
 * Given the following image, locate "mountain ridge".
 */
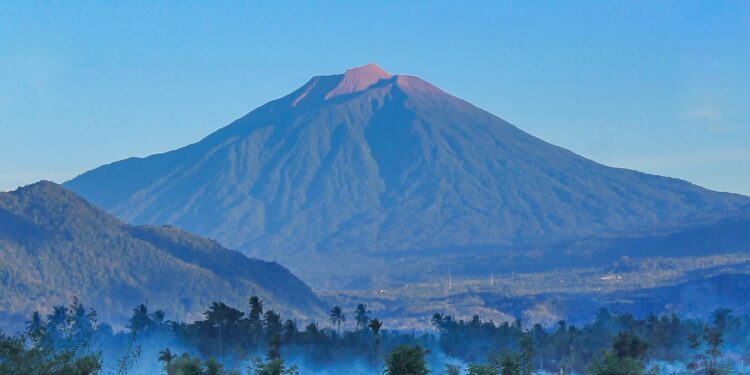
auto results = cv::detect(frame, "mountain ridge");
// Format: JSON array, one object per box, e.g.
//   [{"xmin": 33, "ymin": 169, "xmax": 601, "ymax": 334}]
[
  {"xmin": 0, "ymin": 181, "xmax": 323, "ymax": 328},
  {"xmin": 65, "ymin": 64, "xmax": 750, "ymax": 286}
]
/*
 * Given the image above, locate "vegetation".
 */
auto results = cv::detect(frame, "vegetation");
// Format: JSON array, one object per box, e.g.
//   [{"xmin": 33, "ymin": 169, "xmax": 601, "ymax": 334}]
[
  {"xmin": 588, "ymin": 332, "xmax": 648, "ymax": 375},
  {"xmin": 2, "ymin": 297, "xmax": 749, "ymax": 374},
  {"xmin": 0, "ymin": 298, "xmax": 102, "ymax": 374},
  {"xmin": 324, "ymin": 252, "xmax": 750, "ymax": 334},
  {"xmin": 0, "ymin": 181, "xmax": 322, "ymax": 327},
  {"xmin": 384, "ymin": 345, "xmax": 429, "ymax": 375},
  {"xmin": 65, "ymin": 60, "xmax": 750, "ymax": 292}
]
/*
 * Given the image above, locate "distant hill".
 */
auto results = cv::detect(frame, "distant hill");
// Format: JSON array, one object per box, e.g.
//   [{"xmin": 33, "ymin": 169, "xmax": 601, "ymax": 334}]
[
  {"xmin": 0, "ymin": 181, "xmax": 323, "ymax": 329},
  {"xmin": 65, "ymin": 63, "xmax": 750, "ymax": 287},
  {"xmin": 403, "ymin": 204, "xmax": 750, "ymax": 280},
  {"xmin": 486, "ymin": 272, "xmax": 750, "ymax": 326}
]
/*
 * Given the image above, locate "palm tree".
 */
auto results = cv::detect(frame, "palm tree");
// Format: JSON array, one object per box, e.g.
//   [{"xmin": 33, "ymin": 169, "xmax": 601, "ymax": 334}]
[
  {"xmin": 205, "ymin": 302, "xmax": 244, "ymax": 360},
  {"xmin": 26, "ymin": 311, "xmax": 45, "ymax": 339},
  {"xmin": 46, "ymin": 305, "xmax": 68, "ymax": 344},
  {"xmin": 47, "ymin": 305, "xmax": 68, "ymax": 327},
  {"xmin": 150, "ymin": 310, "xmax": 166, "ymax": 325},
  {"xmin": 249, "ymin": 296, "xmax": 264, "ymax": 322},
  {"xmin": 431, "ymin": 313, "xmax": 445, "ymax": 332},
  {"xmin": 265, "ymin": 311, "xmax": 284, "ymax": 337},
  {"xmin": 158, "ymin": 348, "xmax": 176, "ymax": 365},
  {"xmin": 329, "ymin": 306, "xmax": 346, "ymax": 335},
  {"xmin": 205, "ymin": 302, "xmax": 245, "ymax": 327},
  {"xmin": 369, "ymin": 318, "xmax": 384, "ymax": 358},
  {"xmin": 368, "ymin": 318, "xmax": 383, "ymax": 337},
  {"xmin": 128, "ymin": 304, "xmax": 151, "ymax": 332},
  {"xmin": 354, "ymin": 304, "xmax": 371, "ymax": 329}
]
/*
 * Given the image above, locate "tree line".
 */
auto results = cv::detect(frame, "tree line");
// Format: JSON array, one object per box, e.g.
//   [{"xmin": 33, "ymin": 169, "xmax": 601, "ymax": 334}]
[{"xmin": 1, "ymin": 297, "xmax": 747, "ymax": 374}]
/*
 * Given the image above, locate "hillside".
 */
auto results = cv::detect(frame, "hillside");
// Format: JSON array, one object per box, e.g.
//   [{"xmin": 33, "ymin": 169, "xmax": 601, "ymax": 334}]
[
  {"xmin": 384, "ymin": 204, "xmax": 750, "ymax": 282},
  {"xmin": 65, "ymin": 64, "xmax": 750, "ymax": 287},
  {"xmin": 0, "ymin": 181, "xmax": 323, "ymax": 329},
  {"xmin": 485, "ymin": 272, "xmax": 750, "ymax": 326}
]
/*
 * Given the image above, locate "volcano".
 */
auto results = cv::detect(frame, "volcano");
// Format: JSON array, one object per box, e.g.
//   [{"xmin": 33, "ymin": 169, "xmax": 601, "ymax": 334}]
[{"xmin": 65, "ymin": 64, "xmax": 749, "ymax": 287}]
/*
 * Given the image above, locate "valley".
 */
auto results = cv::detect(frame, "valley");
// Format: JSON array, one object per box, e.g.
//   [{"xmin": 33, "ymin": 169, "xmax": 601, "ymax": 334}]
[{"xmin": 323, "ymin": 252, "xmax": 750, "ymax": 330}]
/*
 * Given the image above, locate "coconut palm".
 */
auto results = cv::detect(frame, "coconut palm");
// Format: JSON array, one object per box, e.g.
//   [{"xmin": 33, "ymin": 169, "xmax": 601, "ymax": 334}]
[
  {"xmin": 128, "ymin": 304, "xmax": 151, "ymax": 332},
  {"xmin": 368, "ymin": 318, "xmax": 383, "ymax": 337},
  {"xmin": 354, "ymin": 304, "xmax": 371, "ymax": 329},
  {"xmin": 431, "ymin": 313, "xmax": 445, "ymax": 332},
  {"xmin": 249, "ymin": 296, "xmax": 264, "ymax": 322},
  {"xmin": 150, "ymin": 310, "xmax": 166, "ymax": 325},
  {"xmin": 26, "ymin": 311, "xmax": 45, "ymax": 339},
  {"xmin": 47, "ymin": 306, "xmax": 68, "ymax": 327},
  {"xmin": 158, "ymin": 348, "xmax": 176, "ymax": 365},
  {"xmin": 205, "ymin": 302, "xmax": 244, "ymax": 360},
  {"xmin": 329, "ymin": 306, "xmax": 346, "ymax": 335}
]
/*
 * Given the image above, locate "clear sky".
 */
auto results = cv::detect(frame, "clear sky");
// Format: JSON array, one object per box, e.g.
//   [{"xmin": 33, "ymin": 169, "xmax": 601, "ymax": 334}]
[{"xmin": 1, "ymin": 1, "xmax": 749, "ymax": 195}]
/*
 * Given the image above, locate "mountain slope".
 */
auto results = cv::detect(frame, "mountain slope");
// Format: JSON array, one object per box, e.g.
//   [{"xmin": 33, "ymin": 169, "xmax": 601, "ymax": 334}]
[
  {"xmin": 0, "ymin": 181, "xmax": 322, "ymax": 328},
  {"xmin": 65, "ymin": 64, "xmax": 750, "ymax": 286}
]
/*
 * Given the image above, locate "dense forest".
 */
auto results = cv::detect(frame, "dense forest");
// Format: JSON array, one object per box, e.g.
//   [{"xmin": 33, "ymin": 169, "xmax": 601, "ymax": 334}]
[{"xmin": 1, "ymin": 296, "xmax": 748, "ymax": 374}]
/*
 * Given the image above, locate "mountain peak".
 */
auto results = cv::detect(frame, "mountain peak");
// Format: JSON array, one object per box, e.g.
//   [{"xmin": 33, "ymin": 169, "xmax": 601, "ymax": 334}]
[
  {"xmin": 15, "ymin": 180, "xmax": 81, "ymax": 202},
  {"xmin": 325, "ymin": 63, "xmax": 392, "ymax": 99},
  {"xmin": 348, "ymin": 62, "xmax": 390, "ymax": 76},
  {"xmin": 65, "ymin": 64, "xmax": 750, "ymax": 288}
]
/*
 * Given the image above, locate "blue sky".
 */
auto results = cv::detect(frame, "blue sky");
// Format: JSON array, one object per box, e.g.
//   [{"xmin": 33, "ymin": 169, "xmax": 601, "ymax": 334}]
[{"xmin": 1, "ymin": 1, "xmax": 749, "ymax": 195}]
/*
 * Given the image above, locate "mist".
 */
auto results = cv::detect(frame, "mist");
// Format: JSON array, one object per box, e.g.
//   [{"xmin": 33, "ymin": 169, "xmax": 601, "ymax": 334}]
[{"xmin": 5, "ymin": 297, "xmax": 749, "ymax": 374}]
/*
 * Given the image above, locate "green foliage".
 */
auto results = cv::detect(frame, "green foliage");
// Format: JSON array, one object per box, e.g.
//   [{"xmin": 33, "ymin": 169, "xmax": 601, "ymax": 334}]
[
  {"xmin": 354, "ymin": 304, "xmax": 371, "ymax": 330},
  {"xmin": 329, "ymin": 306, "xmax": 345, "ymax": 335},
  {"xmin": 442, "ymin": 363, "xmax": 462, "ymax": 375},
  {"xmin": 466, "ymin": 363, "xmax": 497, "ymax": 375},
  {"xmin": 611, "ymin": 332, "xmax": 648, "ymax": 360},
  {"xmin": 248, "ymin": 357, "xmax": 298, "ymax": 375},
  {"xmin": 115, "ymin": 330, "xmax": 141, "ymax": 375},
  {"xmin": 0, "ymin": 298, "xmax": 102, "ymax": 375},
  {"xmin": 158, "ymin": 348, "xmax": 176, "ymax": 365},
  {"xmin": 266, "ymin": 335, "xmax": 281, "ymax": 361},
  {"xmin": 248, "ymin": 297, "xmax": 264, "ymax": 323},
  {"xmin": 369, "ymin": 319, "xmax": 383, "ymax": 337},
  {"xmin": 0, "ymin": 333, "xmax": 101, "ymax": 375},
  {"xmin": 168, "ymin": 354, "xmax": 203, "ymax": 375},
  {"xmin": 518, "ymin": 332, "xmax": 533, "ymax": 375},
  {"xmin": 204, "ymin": 358, "xmax": 225, "ymax": 375},
  {"xmin": 10, "ymin": 296, "xmax": 750, "ymax": 375},
  {"xmin": 0, "ymin": 181, "xmax": 322, "ymax": 326},
  {"xmin": 588, "ymin": 351, "xmax": 645, "ymax": 375},
  {"xmin": 489, "ymin": 352, "xmax": 520, "ymax": 375},
  {"xmin": 588, "ymin": 332, "xmax": 649, "ymax": 375},
  {"xmin": 128, "ymin": 304, "xmax": 151, "ymax": 332},
  {"xmin": 384, "ymin": 345, "xmax": 430, "ymax": 375},
  {"xmin": 688, "ymin": 323, "xmax": 731, "ymax": 375},
  {"xmin": 162, "ymin": 353, "xmax": 237, "ymax": 375}
]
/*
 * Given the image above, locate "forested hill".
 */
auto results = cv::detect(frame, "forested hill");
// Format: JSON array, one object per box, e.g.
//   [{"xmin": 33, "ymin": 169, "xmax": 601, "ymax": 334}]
[{"xmin": 0, "ymin": 181, "xmax": 323, "ymax": 329}]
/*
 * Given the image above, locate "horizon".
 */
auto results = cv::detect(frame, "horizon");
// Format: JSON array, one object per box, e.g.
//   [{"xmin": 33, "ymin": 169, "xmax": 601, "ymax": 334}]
[
  {"xmin": 2, "ymin": 3, "xmax": 750, "ymax": 373},
  {"xmin": 1, "ymin": 2, "xmax": 749, "ymax": 195}
]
